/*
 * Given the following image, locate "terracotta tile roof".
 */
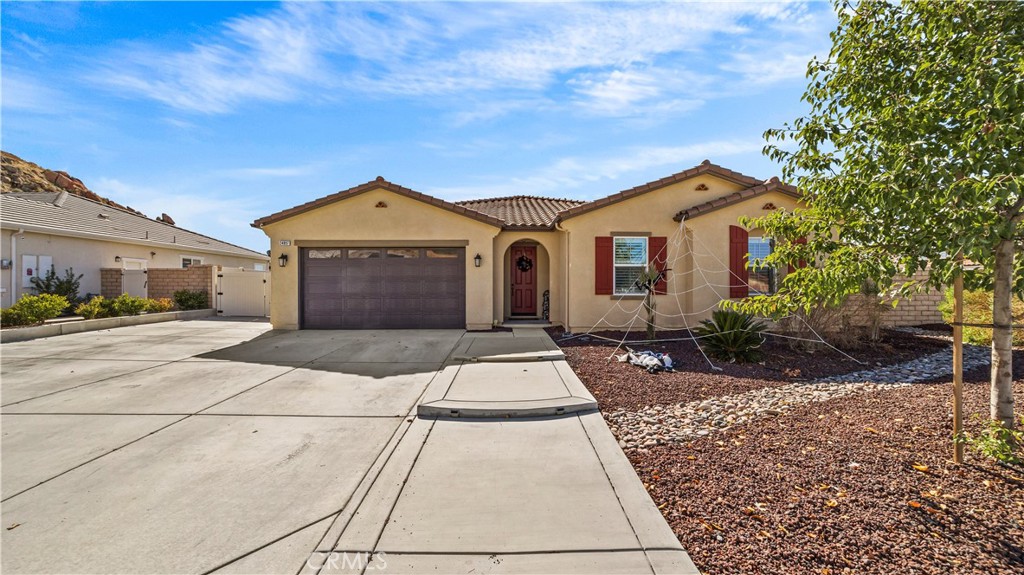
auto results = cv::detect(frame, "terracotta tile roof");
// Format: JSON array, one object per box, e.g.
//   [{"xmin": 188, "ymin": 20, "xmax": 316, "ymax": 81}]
[
  {"xmin": 454, "ymin": 196, "xmax": 586, "ymax": 229},
  {"xmin": 557, "ymin": 160, "xmax": 765, "ymax": 221},
  {"xmin": 1, "ymin": 192, "xmax": 268, "ymax": 259},
  {"xmin": 672, "ymin": 177, "xmax": 800, "ymax": 221},
  {"xmin": 251, "ymin": 177, "xmax": 505, "ymax": 228}
]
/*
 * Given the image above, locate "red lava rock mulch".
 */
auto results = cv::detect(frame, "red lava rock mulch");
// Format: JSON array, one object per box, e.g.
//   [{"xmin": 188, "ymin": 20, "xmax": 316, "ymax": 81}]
[
  {"xmin": 629, "ymin": 360, "xmax": 1024, "ymax": 575},
  {"xmin": 549, "ymin": 327, "xmax": 949, "ymax": 411}
]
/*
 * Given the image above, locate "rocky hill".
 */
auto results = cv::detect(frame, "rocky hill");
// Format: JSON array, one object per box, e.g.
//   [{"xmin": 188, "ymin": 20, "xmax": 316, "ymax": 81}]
[{"xmin": 1, "ymin": 151, "xmax": 145, "ymax": 216}]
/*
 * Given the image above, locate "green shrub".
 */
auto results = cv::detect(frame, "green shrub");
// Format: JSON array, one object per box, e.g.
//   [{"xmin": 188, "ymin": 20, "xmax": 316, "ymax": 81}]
[
  {"xmin": 146, "ymin": 298, "xmax": 174, "ymax": 313},
  {"xmin": 938, "ymin": 289, "xmax": 1024, "ymax": 346},
  {"xmin": 1, "ymin": 294, "xmax": 70, "ymax": 327},
  {"xmin": 1, "ymin": 307, "xmax": 30, "ymax": 327},
  {"xmin": 173, "ymin": 289, "xmax": 208, "ymax": 311},
  {"xmin": 75, "ymin": 296, "xmax": 110, "ymax": 320},
  {"xmin": 109, "ymin": 294, "xmax": 148, "ymax": 316},
  {"xmin": 29, "ymin": 266, "xmax": 83, "ymax": 311},
  {"xmin": 958, "ymin": 416, "xmax": 1024, "ymax": 465},
  {"xmin": 694, "ymin": 309, "xmax": 768, "ymax": 363}
]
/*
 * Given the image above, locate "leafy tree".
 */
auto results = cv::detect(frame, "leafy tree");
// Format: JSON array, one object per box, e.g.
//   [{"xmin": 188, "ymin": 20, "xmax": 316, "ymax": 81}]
[
  {"xmin": 734, "ymin": 1, "xmax": 1023, "ymax": 427},
  {"xmin": 30, "ymin": 266, "xmax": 83, "ymax": 307}
]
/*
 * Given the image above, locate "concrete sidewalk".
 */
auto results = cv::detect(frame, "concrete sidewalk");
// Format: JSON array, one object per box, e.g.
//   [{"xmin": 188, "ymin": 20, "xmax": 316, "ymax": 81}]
[
  {"xmin": 1, "ymin": 322, "xmax": 697, "ymax": 574},
  {"xmin": 305, "ymin": 328, "xmax": 698, "ymax": 574}
]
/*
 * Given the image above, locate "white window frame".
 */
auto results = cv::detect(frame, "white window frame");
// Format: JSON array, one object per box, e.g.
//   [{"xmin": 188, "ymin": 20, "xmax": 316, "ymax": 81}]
[
  {"xmin": 612, "ymin": 236, "xmax": 649, "ymax": 296},
  {"xmin": 180, "ymin": 255, "xmax": 204, "ymax": 269},
  {"xmin": 747, "ymin": 237, "xmax": 777, "ymax": 295},
  {"xmin": 253, "ymin": 263, "xmax": 267, "ymax": 271}
]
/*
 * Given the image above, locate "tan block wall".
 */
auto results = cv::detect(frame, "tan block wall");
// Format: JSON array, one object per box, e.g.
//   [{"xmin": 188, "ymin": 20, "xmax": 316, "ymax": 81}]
[
  {"xmin": 881, "ymin": 270, "xmax": 945, "ymax": 326},
  {"xmin": 100, "ymin": 268, "xmax": 122, "ymax": 298},
  {"xmin": 147, "ymin": 265, "xmax": 216, "ymax": 302},
  {"xmin": 99, "ymin": 265, "xmax": 215, "ymax": 307}
]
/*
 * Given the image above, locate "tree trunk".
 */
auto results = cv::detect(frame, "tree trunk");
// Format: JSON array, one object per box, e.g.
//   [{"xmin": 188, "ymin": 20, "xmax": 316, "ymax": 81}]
[
  {"xmin": 991, "ymin": 238, "xmax": 1015, "ymax": 428},
  {"xmin": 645, "ymin": 290, "xmax": 656, "ymax": 340}
]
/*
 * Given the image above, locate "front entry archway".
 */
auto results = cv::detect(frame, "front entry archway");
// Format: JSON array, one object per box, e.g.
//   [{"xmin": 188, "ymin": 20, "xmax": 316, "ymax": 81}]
[{"xmin": 510, "ymin": 244, "xmax": 537, "ymax": 316}]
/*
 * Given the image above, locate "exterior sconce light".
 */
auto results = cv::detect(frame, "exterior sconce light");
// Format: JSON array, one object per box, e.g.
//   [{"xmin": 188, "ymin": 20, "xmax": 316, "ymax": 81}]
[
  {"xmin": 474, "ymin": 254, "xmax": 482, "ymax": 268},
  {"xmin": 114, "ymin": 255, "xmax": 122, "ymax": 263},
  {"xmin": 278, "ymin": 253, "xmax": 289, "ymax": 268},
  {"xmin": 150, "ymin": 251, "xmax": 157, "ymax": 257}
]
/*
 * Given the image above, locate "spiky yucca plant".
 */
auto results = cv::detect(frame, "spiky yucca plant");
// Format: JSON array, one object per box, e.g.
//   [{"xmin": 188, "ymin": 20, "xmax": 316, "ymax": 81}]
[{"xmin": 694, "ymin": 309, "xmax": 768, "ymax": 363}]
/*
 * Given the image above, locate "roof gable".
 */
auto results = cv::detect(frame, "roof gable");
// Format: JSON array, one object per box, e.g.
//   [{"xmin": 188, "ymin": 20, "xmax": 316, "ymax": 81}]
[
  {"xmin": 672, "ymin": 177, "xmax": 800, "ymax": 221},
  {"xmin": 251, "ymin": 177, "xmax": 504, "ymax": 229},
  {"xmin": 556, "ymin": 160, "xmax": 764, "ymax": 221}
]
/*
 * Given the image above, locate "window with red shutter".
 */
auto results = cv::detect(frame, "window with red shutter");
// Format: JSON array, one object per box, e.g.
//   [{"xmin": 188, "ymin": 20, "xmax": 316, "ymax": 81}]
[
  {"xmin": 729, "ymin": 225, "xmax": 749, "ymax": 298},
  {"xmin": 648, "ymin": 236, "xmax": 668, "ymax": 295},
  {"xmin": 595, "ymin": 236, "xmax": 613, "ymax": 295}
]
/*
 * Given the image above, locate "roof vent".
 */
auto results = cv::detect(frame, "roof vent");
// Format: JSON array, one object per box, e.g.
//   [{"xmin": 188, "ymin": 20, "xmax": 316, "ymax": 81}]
[
  {"xmin": 159, "ymin": 213, "xmax": 176, "ymax": 225},
  {"xmin": 53, "ymin": 190, "xmax": 69, "ymax": 207},
  {"xmin": 98, "ymin": 213, "xmax": 110, "ymax": 219}
]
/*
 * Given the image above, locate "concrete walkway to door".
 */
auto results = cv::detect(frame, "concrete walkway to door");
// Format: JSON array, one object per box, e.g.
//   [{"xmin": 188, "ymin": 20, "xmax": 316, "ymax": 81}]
[
  {"xmin": 0, "ymin": 321, "xmax": 697, "ymax": 574},
  {"xmin": 309, "ymin": 327, "xmax": 699, "ymax": 574}
]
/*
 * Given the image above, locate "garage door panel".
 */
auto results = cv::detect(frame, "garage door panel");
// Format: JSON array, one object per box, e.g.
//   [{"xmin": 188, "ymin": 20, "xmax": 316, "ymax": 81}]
[
  {"xmin": 302, "ymin": 247, "xmax": 465, "ymax": 329},
  {"xmin": 423, "ymin": 298, "xmax": 463, "ymax": 313},
  {"xmin": 342, "ymin": 298, "xmax": 382, "ymax": 313}
]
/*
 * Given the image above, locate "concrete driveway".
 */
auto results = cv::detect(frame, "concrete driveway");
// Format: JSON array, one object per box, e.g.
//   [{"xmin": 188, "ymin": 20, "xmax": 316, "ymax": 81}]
[{"xmin": 1, "ymin": 319, "xmax": 696, "ymax": 574}]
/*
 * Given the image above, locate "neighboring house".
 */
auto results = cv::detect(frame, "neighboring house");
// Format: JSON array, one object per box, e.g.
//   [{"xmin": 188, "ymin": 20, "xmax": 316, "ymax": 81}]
[
  {"xmin": 1, "ymin": 191, "xmax": 270, "ymax": 308},
  {"xmin": 252, "ymin": 160, "xmax": 806, "ymax": 332}
]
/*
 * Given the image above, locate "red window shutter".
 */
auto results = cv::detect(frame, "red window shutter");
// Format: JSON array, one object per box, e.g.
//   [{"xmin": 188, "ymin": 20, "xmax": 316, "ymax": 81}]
[
  {"xmin": 648, "ymin": 236, "xmax": 668, "ymax": 295},
  {"xmin": 788, "ymin": 237, "xmax": 808, "ymax": 274},
  {"xmin": 595, "ymin": 236, "xmax": 613, "ymax": 295},
  {"xmin": 729, "ymin": 225, "xmax": 749, "ymax": 298}
]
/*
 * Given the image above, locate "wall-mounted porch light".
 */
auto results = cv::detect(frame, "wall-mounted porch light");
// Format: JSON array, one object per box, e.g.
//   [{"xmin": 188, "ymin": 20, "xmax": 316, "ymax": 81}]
[
  {"xmin": 278, "ymin": 253, "xmax": 289, "ymax": 268},
  {"xmin": 114, "ymin": 255, "xmax": 122, "ymax": 263},
  {"xmin": 474, "ymin": 253, "xmax": 482, "ymax": 268}
]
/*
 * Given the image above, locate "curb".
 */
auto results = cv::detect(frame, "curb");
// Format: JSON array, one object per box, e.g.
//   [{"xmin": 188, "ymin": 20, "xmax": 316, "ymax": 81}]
[{"xmin": 0, "ymin": 309, "xmax": 217, "ymax": 343}]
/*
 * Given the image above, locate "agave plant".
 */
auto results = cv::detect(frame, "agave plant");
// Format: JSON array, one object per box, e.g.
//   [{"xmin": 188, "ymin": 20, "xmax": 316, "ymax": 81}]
[{"xmin": 694, "ymin": 309, "xmax": 768, "ymax": 363}]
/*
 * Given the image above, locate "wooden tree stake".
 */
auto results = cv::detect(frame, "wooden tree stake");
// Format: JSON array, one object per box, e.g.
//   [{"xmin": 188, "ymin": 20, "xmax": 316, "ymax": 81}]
[{"xmin": 952, "ymin": 257, "xmax": 964, "ymax": 464}]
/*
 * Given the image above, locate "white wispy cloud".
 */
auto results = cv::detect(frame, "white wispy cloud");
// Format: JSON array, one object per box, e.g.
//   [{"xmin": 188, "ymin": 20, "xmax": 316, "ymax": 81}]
[
  {"xmin": 93, "ymin": 177, "xmax": 270, "ymax": 250},
  {"xmin": 216, "ymin": 163, "xmax": 323, "ymax": 179},
  {"xmin": 424, "ymin": 139, "xmax": 765, "ymax": 201},
  {"xmin": 88, "ymin": 2, "xmax": 835, "ymax": 121},
  {"xmin": 1, "ymin": 69, "xmax": 72, "ymax": 114}
]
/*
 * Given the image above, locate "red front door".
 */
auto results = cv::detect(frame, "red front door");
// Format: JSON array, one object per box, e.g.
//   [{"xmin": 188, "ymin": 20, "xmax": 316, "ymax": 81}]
[{"xmin": 510, "ymin": 245, "xmax": 537, "ymax": 315}]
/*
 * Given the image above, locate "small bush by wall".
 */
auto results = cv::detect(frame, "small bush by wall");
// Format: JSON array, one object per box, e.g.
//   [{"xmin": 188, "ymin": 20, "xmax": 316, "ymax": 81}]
[
  {"xmin": 174, "ymin": 289, "xmax": 209, "ymax": 310},
  {"xmin": 73, "ymin": 295, "xmax": 178, "ymax": 321},
  {"xmin": 1, "ymin": 294, "xmax": 70, "ymax": 327}
]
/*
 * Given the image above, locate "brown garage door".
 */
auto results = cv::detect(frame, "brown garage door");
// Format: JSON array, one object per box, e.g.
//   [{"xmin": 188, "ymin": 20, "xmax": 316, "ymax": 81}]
[{"xmin": 301, "ymin": 247, "xmax": 466, "ymax": 329}]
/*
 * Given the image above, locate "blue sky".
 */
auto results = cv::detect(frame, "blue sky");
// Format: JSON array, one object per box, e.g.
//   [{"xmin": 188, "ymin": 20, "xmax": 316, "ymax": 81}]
[{"xmin": 2, "ymin": 1, "xmax": 837, "ymax": 252}]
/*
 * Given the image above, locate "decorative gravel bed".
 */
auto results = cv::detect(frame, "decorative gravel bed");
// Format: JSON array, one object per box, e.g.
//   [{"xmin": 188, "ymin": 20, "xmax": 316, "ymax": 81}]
[
  {"xmin": 607, "ymin": 345, "xmax": 993, "ymax": 450},
  {"xmin": 550, "ymin": 327, "xmax": 948, "ymax": 411},
  {"xmin": 552, "ymin": 328, "xmax": 1024, "ymax": 575},
  {"xmin": 630, "ymin": 372, "xmax": 1024, "ymax": 575}
]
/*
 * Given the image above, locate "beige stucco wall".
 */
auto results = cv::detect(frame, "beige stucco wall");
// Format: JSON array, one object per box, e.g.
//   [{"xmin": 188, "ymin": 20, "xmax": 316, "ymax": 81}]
[
  {"xmin": 559, "ymin": 175, "xmax": 803, "ymax": 332},
  {"xmin": 493, "ymin": 231, "xmax": 562, "ymax": 324},
  {"xmin": 256, "ymin": 187, "xmax": 500, "ymax": 330},
  {"xmin": 0, "ymin": 229, "xmax": 267, "ymax": 308}
]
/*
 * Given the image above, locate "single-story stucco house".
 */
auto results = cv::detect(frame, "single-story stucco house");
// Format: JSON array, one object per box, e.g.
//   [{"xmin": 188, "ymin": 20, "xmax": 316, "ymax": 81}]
[
  {"xmin": 1, "ymin": 190, "xmax": 270, "ymax": 308},
  {"xmin": 251, "ymin": 160, "xmax": 805, "ymax": 332}
]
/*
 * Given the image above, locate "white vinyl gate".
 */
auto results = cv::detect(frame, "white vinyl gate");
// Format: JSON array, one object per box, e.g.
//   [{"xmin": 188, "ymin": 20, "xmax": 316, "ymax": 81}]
[
  {"xmin": 216, "ymin": 269, "xmax": 270, "ymax": 317},
  {"xmin": 122, "ymin": 270, "xmax": 148, "ymax": 299}
]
